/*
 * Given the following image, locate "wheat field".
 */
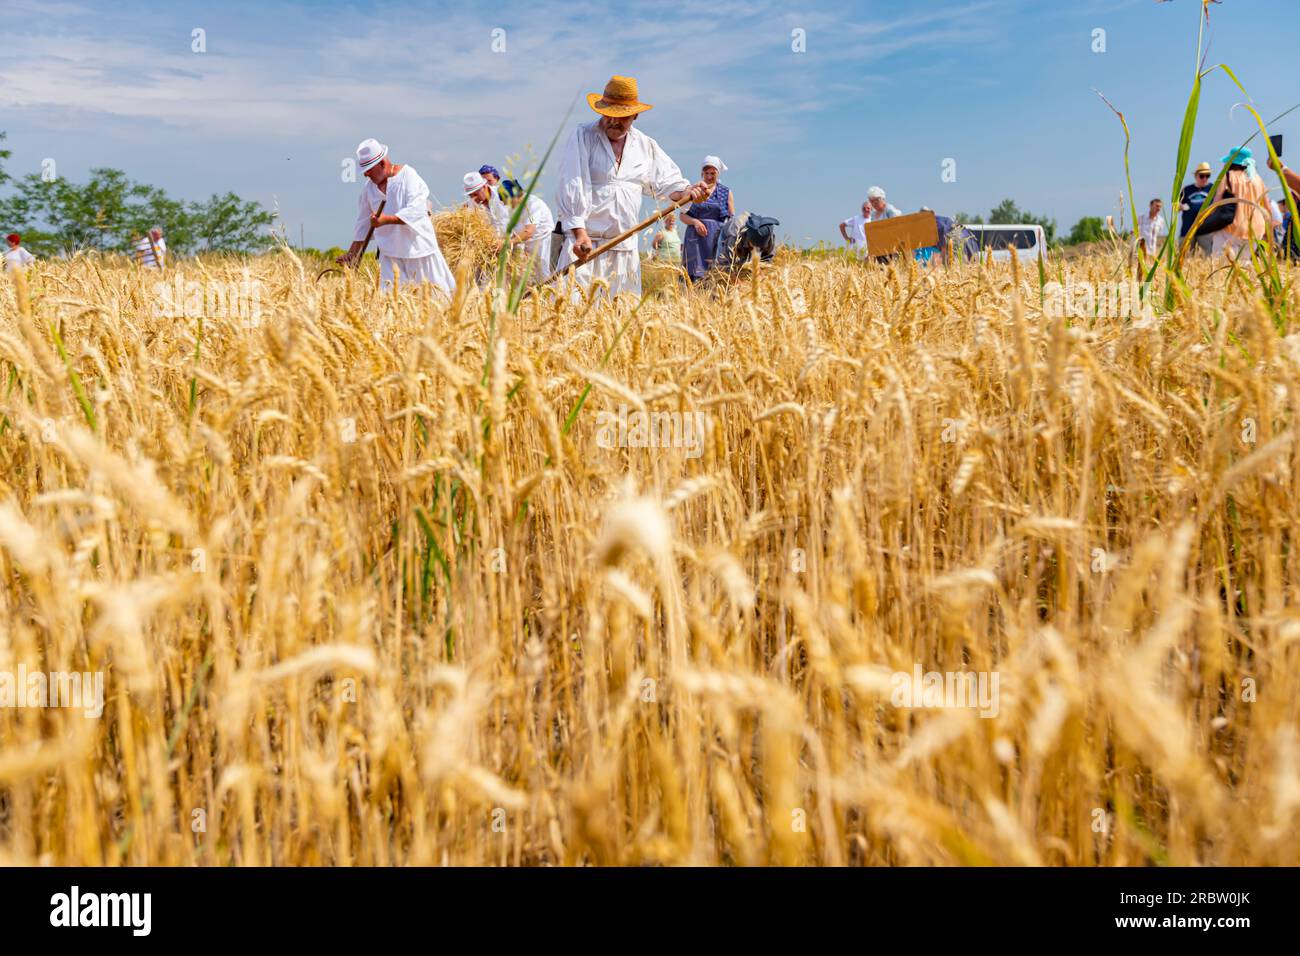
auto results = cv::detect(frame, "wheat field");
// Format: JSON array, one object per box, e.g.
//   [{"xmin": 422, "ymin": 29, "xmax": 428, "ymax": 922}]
[{"xmin": 0, "ymin": 246, "xmax": 1298, "ymax": 866}]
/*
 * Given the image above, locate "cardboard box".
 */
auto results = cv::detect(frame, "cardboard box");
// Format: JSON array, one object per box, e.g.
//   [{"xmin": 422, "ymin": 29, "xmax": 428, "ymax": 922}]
[{"xmin": 863, "ymin": 211, "xmax": 939, "ymax": 256}]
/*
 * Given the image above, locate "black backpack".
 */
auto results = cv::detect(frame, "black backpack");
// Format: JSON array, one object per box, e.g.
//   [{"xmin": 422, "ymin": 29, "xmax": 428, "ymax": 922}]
[{"xmin": 742, "ymin": 215, "xmax": 779, "ymax": 261}]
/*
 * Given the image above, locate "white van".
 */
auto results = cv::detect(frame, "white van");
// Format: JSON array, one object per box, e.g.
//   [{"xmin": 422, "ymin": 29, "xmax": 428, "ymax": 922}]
[{"xmin": 960, "ymin": 224, "xmax": 1047, "ymax": 263}]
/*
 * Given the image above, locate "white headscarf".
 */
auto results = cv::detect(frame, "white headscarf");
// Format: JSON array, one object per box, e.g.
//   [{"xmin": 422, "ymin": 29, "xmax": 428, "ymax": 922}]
[{"xmin": 702, "ymin": 155, "xmax": 728, "ymax": 173}]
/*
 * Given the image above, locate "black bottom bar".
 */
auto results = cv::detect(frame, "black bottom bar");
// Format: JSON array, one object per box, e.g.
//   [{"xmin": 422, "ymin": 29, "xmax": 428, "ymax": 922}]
[{"xmin": 0, "ymin": 866, "xmax": 1284, "ymax": 941}]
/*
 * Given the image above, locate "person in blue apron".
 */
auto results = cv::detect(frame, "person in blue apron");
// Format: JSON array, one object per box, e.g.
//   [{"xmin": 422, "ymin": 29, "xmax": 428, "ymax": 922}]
[{"xmin": 680, "ymin": 155, "xmax": 734, "ymax": 280}]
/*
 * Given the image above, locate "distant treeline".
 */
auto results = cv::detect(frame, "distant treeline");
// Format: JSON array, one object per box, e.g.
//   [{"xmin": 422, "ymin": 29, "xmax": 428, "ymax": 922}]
[
  {"xmin": 0, "ymin": 130, "xmax": 276, "ymax": 258},
  {"xmin": 956, "ymin": 199, "xmax": 1106, "ymax": 247}
]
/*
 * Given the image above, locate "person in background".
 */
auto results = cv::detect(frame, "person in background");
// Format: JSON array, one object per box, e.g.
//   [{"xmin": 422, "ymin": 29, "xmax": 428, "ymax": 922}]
[
  {"xmin": 913, "ymin": 207, "xmax": 940, "ymax": 265},
  {"xmin": 479, "ymin": 165, "xmax": 510, "ymax": 232},
  {"xmin": 866, "ymin": 186, "xmax": 901, "ymax": 221},
  {"xmin": 337, "ymin": 138, "xmax": 455, "ymax": 294},
  {"xmin": 652, "ymin": 211, "xmax": 682, "ymax": 264},
  {"xmin": 463, "ymin": 171, "xmax": 498, "ymax": 220},
  {"xmin": 862, "ymin": 187, "xmax": 903, "ymax": 264},
  {"xmin": 1136, "ymin": 198, "xmax": 1167, "ymax": 254},
  {"xmin": 680, "ymin": 156, "xmax": 731, "ymax": 280},
  {"xmin": 1268, "ymin": 152, "xmax": 1300, "ymax": 258},
  {"xmin": 839, "ymin": 200, "xmax": 871, "ymax": 255},
  {"xmin": 499, "ymin": 178, "xmax": 555, "ymax": 279},
  {"xmin": 1211, "ymin": 147, "xmax": 1271, "ymax": 262},
  {"xmin": 134, "ymin": 227, "xmax": 166, "ymax": 269},
  {"xmin": 914, "ymin": 208, "xmax": 973, "ymax": 266},
  {"xmin": 1180, "ymin": 162, "xmax": 1215, "ymax": 255},
  {"xmin": 4, "ymin": 233, "xmax": 36, "ymax": 272}
]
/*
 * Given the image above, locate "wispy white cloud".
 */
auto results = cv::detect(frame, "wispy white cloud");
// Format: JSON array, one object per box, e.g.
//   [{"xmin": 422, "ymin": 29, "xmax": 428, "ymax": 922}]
[{"xmin": 0, "ymin": 0, "xmax": 1021, "ymax": 242}]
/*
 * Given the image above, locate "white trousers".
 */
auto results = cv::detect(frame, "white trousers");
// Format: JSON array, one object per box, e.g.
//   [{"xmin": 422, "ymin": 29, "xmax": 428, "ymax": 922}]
[
  {"xmin": 554, "ymin": 239, "xmax": 641, "ymax": 300},
  {"xmin": 517, "ymin": 234, "xmax": 552, "ymax": 283},
  {"xmin": 380, "ymin": 251, "xmax": 456, "ymax": 295}
]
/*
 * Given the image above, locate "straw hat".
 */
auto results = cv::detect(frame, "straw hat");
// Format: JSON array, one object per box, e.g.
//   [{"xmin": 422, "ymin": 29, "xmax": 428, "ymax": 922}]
[
  {"xmin": 1195, "ymin": 162, "xmax": 1212, "ymax": 175},
  {"xmin": 587, "ymin": 76, "xmax": 653, "ymax": 117}
]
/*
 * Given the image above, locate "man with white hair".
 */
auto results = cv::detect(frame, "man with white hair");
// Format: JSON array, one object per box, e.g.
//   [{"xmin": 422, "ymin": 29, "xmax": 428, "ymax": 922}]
[
  {"xmin": 554, "ymin": 74, "xmax": 708, "ymax": 299},
  {"xmin": 866, "ymin": 186, "xmax": 901, "ymax": 221},
  {"xmin": 337, "ymin": 138, "xmax": 455, "ymax": 295},
  {"xmin": 839, "ymin": 200, "xmax": 872, "ymax": 255}
]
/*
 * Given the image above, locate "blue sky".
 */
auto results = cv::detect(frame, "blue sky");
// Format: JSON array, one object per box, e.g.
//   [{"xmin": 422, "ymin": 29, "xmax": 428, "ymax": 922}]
[{"xmin": 1, "ymin": 0, "xmax": 1295, "ymax": 248}]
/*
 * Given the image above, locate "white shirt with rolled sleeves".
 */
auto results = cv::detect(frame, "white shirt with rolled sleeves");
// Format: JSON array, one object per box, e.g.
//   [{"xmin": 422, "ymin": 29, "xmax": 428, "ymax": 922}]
[
  {"xmin": 513, "ymin": 195, "xmax": 555, "ymax": 277},
  {"xmin": 488, "ymin": 190, "xmax": 511, "ymax": 234},
  {"xmin": 353, "ymin": 165, "xmax": 456, "ymax": 294},
  {"xmin": 841, "ymin": 214, "xmax": 869, "ymax": 252},
  {"xmin": 553, "ymin": 122, "xmax": 690, "ymax": 298},
  {"xmin": 1137, "ymin": 212, "xmax": 1168, "ymax": 251}
]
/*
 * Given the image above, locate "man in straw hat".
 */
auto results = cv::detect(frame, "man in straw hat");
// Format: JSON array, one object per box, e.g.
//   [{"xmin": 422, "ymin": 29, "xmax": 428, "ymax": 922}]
[
  {"xmin": 553, "ymin": 75, "xmax": 709, "ymax": 299},
  {"xmin": 338, "ymin": 138, "xmax": 456, "ymax": 295}
]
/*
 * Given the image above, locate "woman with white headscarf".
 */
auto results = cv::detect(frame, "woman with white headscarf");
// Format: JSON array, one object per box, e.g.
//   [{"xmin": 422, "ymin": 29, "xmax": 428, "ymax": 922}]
[{"xmin": 680, "ymin": 155, "xmax": 733, "ymax": 280}]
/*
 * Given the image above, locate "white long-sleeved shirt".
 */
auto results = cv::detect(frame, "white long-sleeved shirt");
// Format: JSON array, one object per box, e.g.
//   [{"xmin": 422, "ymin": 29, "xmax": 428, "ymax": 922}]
[
  {"xmin": 512, "ymin": 195, "xmax": 555, "ymax": 256},
  {"xmin": 488, "ymin": 189, "xmax": 511, "ymax": 233},
  {"xmin": 353, "ymin": 165, "xmax": 441, "ymax": 259},
  {"xmin": 554, "ymin": 123, "xmax": 690, "ymax": 252},
  {"xmin": 1137, "ymin": 212, "xmax": 1168, "ymax": 249},
  {"xmin": 4, "ymin": 246, "xmax": 36, "ymax": 271}
]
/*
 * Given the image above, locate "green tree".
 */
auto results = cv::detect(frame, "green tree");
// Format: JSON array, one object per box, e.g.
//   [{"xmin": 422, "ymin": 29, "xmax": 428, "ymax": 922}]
[
  {"xmin": 190, "ymin": 192, "xmax": 276, "ymax": 253},
  {"xmin": 0, "ymin": 131, "xmax": 10, "ymax": 187},
  {"xmin": 0, "ymin": 168, "xmax": 150, "ymax": 254},
  {"xmin": 0, "ymin": 162, "xmax": 275, "ymax": 257},
  {"xmin": 131, "ymin": 186, "xmax": 199, "ymax": 253},
  {"xmin": 1066, "ymin": 216, "xmax": 1106, "ymax": 245},
  {"xmin": 985, "ymin": 198, "xmax": 1058, "ymax": 245}
]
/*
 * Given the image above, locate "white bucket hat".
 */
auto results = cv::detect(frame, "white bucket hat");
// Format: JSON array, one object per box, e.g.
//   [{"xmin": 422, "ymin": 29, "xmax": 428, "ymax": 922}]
[
  {"xmin": 463, "ymin": 171, "xmax": 488, "ymax": 194},
  {"xmin": 356, "ymin": 138, "xmax": 389, "ymax": 172},
  {"xmin": 702, "ymin": 155, "xmax": 728, "ymax": 173}
]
